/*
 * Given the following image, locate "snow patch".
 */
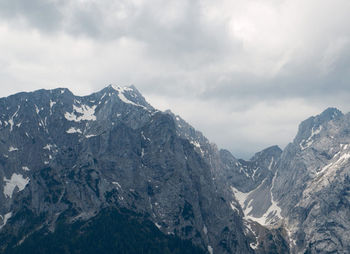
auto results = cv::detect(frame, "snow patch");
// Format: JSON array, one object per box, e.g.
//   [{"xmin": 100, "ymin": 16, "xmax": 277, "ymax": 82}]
[
  {"xmin": 318, "ymin": 152, "xmax": 350, "ymax": 175},
  {"xmin": 112, "ymin": 86, "xmax": 138, "ymax": 105},
  {"xmin": 190, "ymin": 140, "xmax": 201, "ymax": 148},
  {"xmin": 190, "ymin": 140, "xmax": 204, "ymax": 156},
  {"xmin": 8, "ymin": 146, "xmax": 18, "ymax": 152},
  {"xmin": 231, "ymin": 186, "xmax": 253, "ymax": 208},
  {"xmin": 230, "ymin": 201, "xmax": 240, "ymax": 213},
  {"xmin": 65, "ymin": 104, "xmax": 97, "ymax": 122},
  {"xmin": 22, "ymin": 166, "xmax": 30, "ymax": 171},
  {"xmin": 208, "ymin": 245, "xmax": 213, "ymax": 254},
  {"xmin": 111, "ymin": 85, "xmax": 146, "ymax": 109},
  {"xmin": 247, "ymin": 172, "xmax": 282, "ymax": 226},
  {"xmin": 112, "ymin": 181, "xmax": 122, "ymax": 189},
  {"xmin": 302, "ymin": 152, "xmax": 350, "ymax": 201},
  {"xmin": 257, "ymin": 171, "xmax": 282, "ymax": 225},
  {"xmin": 85, "ymin": 134, "xmax": 97, "ymax": 138},
  {"xmin": 0, "ymin": 212, "xmax": 12, "ymax": 229},
  {"xmin": 66, "ymin": 127, "xmax": 82, "ymax": 134},
  {"xmin": 3, "ymin": 173, "xmax": 30, "ymax": 198},
  {"xmin": 300, "ymin": 126, "xmax": 322, "ymax": 150},
  {"xmin": 50, "ymin": 100, "xmax": 56, "ymax": 109},
  {"xmin": 268, "ymin": 157, "xmax": 274, "ymax": 171},
  {"xmin": 239, "ymin": 166, "xmax": 251, "ymax": 178},
  {"xmin": 155, "ymin": 222, "xmax": 161, "ymax": 229},
  {"xmin": 8, "ymin": 105, "xmax": 20, "ymax": 132},
  {"xmin": 100, "ymin": 93, "xmax": 107, "ymax": 100},
  {"xmin": 141, "ymin": 131, "xmax": 151, "ymax": 141},
  {"xmin": 203, "ymin": 225, "xmax": 208, "ymax": 235},
  {"xmin": 250, "ymin": 242, "xmax": 258, "ymax": 250},
  {"xmin": 341, "ymin": 144, "xmax": 349, "ymax": 150},
  {"xmin": 49, "ymin": 100, "xmax": 56, "ymax": 115},
  {"xmin": 43, "ymin": 144, "xmax": 53, "ymax": 151},
  {"xmin": 35, "ymin": 104, "xmax": 40, "ymax": 114},
  {"xmin": 231, "ymin": 175, "xmax": 283, "ymax": 226}
]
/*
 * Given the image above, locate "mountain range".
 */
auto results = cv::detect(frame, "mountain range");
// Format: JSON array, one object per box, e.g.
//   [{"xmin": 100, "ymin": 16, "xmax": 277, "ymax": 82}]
[{"xmin": 0, "ymin": 85, "xmax": 349, "ymax": 254}]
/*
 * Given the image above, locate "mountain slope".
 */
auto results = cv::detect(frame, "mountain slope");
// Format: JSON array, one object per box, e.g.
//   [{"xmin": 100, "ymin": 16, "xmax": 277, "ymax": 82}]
[
  {"xmin": 272, "ymin": 108, "xmax": 350, "ymax": 253},
  {"xmin": 167, "ymin": 111, "xmax": 289, "ymax": 252},
  {"xmin": 2, "ymin": 85, "xmax": 348, "ymax": 253},
  {"xmin": 4, "ymin": 208, "xmax": 204, "ymax": 254},
  {"xmin": 168, "ymin": 106, "xmax": 350, "ymax": 253},
  {"xmin": 218, "ymin": 107, "xmax": 350, "ymax": 253},
  {"xmin": 0, "ymin": 85, "xmax": 253, "ymax": 254}
]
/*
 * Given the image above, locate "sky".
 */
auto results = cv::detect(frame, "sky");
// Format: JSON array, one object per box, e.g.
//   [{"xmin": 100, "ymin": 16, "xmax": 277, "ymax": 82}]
[{"xmin": 1, "ymin": 0, "xmax": 350, "ymax": 158}]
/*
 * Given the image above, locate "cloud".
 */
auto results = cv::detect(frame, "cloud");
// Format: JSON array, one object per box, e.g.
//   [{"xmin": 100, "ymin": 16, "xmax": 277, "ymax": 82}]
[
  {"xmin": 0, "ymin": 0, "xmax": 64, "ymax": 32},
  {"xmin": 0, "ymin": 0, "xmax": 350, "ymax": 158},
  {"xmin": 148, "ymin": 93, "xmax": 321, "ymax": 158}
]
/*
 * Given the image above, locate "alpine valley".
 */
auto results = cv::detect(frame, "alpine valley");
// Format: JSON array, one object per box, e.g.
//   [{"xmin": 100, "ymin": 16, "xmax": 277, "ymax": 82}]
[{"xmin": 0, "ymin": 85, "xmax": 349, "ymax": 254}]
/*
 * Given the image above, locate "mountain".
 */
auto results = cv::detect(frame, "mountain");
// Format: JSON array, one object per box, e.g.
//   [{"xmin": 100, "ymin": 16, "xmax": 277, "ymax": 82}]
[
  {"xmin": 224, "ymin": 107, "xmax": 350, "ymax": 253},
  {"xmin": 166, "ymin": 111, "xmax": 289, "ymax": 252},
  {"xmin": 0, "ymin": 85, "xmax": 255, "ymax": 254},
  {"xmin": 272, "ymin": 108, "xmax": 350, "ymax": 253},
  {"xmin": 0, "ymin": 85, "xmax": 348, "ymax": 254},
  {"xmin": 167, "ymin": 104, "xmax": 350, "ymax": 253}
]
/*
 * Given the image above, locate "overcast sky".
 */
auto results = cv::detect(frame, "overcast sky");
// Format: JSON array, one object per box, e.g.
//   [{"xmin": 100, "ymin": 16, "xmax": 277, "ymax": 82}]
[{"xmin": 1, "ymin": 0, "xmax": 350, "ymax": 158}]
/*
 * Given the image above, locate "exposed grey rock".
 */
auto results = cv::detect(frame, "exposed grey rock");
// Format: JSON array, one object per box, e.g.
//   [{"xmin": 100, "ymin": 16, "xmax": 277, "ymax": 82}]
[
  {"xmin": 0, "ymin": 85, "xmax": 252, "ymax": 254},
  {"xmin": 272, "ymin": 108, "xmax": 350, "ymax": 253},
  {"xmin": 170, "ymin": 106, "xmax": 350, "ymax": 253},
  {"xmin": 167, "ymin": 111, "xmax": 289, "ymax": 253},
  {"xmin": 2, "ymin": 85, "xmax": 348, "ymax": 254}
]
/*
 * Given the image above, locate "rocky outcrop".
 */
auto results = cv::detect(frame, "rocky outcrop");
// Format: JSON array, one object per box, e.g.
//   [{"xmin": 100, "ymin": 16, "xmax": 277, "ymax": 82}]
[
  {"xmin": 1, "ymin": 85, "xmax": 348, "ymax": 253},
  {"xmin": 272, "ymin": 108, "xmax": 350, "ymax": 253},
  {"xmin": 0, "ymin": 85, "xmax": 252, "ymax": 254}
]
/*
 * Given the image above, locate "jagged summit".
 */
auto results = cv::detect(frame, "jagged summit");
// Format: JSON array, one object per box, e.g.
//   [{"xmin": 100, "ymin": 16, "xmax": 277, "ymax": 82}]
[
  {"xmin": 249, "ymin": 145, "xmax": 282, "ymax": 161},
  {"xmin": 319, "ymin": 107, "xmax": 343, "ymax": 118},
  {"xmin": 1, "ymin": 86, "xmax": 349, "ymax": 253},
  {"xmin": 0, "ymin": 85, "xmax": 254, "ymax": 254},
  {"xmin": 97, "ymin": 84, "xmax": 154, "ymax": 111},
  {"xmin": 2, "ymin": 85, "xmax": 154, "ymax": 112},
  {"xmin": 294, "ymin": 107, "xmax": 344, "ymax": 149}
]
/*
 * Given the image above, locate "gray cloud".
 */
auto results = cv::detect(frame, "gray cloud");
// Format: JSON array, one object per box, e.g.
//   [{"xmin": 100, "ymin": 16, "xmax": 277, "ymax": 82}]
[{"xmin": 0, "ymin": 0, "xmax": 64, "ymax": 32}]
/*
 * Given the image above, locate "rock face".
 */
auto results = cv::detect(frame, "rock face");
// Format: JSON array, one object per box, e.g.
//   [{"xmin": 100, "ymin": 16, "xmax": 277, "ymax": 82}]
[
  {"xmin": 168, "ymin": 106, "xmax": 350, "ymax": 253},
  {"xmin": 0, "ymin": 85, "xmax": 253, "ymax": 254},
  {"xmin": 0, "ymin": 85, "xmax": 348, "ymax": 254},
  {"xmin": 272, "ymin": 108, "xmax": 350, "ymax": 253},
  {"xmin": 167, "ymin": 111, "xmax": 289, "ymax": 252},
  {"xmin": 226, "ymin": 107, "xmax": 350, "ymax": 253}
]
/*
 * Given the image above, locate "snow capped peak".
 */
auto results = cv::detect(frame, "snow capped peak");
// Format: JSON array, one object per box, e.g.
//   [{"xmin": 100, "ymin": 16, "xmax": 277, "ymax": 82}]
[
  {"xmin": 110, "ymin": 84, "xmax": 134, "ymax": 93},
  {"xmin": 65, "ymin": 104, "xmax": 97, "ymax": 122},
  {"xmin": 104, "ymin": 84, "xmax": 153, "ymax": 111},
  {"xmin": 110, "ymin": 85, "xmax": 139, "ymax": 106}
]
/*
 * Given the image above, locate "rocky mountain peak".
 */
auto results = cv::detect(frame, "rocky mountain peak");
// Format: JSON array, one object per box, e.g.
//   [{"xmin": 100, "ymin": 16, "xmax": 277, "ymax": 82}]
[
  {"xmin": 294, "ymin": 107, "xmax": 343, "ymax": 150},
  {"xmin": 249, "ymin": 145, "xmax": 282, "ymax": 163},
  {"xmin": 319, "ymin": 107, "xmax": 343, "ymax": 119},
  {"xmin": 101, "ymin": 84, "xmax": 154, "ymax": 111},
  {"xmin": 0, "ymin": 86, "xmax": 256, "ymax": 254},
  {"xmin": 4, "ymin": 86, "xmax": 349, "ymax": 253}
]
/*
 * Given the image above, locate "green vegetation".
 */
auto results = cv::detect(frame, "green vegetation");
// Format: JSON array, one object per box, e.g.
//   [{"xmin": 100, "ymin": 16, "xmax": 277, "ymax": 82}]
[{"xmin": 6, "ymin": 208, "xmax": 205, "ymax": 254}]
